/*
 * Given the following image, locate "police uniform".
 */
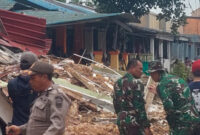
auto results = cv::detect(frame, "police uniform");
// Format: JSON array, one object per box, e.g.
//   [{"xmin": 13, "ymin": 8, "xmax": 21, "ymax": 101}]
[
  {"xmin": 113, "ymin": 73, "xmax": 150, "ymax": 135},
  {"xmin": 20, "ymin": 85, "xmax": 71, "ymax": 135},
  {"xmin": 148, "ymin": 61, "xmax": 200, "ymax": 135},
  {"xmin": 19, "ymin": 62, "xmax": 71, "ymax": 135}
]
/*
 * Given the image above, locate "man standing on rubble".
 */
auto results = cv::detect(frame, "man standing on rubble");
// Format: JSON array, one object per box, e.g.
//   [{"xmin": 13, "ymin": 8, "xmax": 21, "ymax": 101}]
[
  {"xmin": 6, "ymin": 61, "xmax": 71, "ymax": 135},
  {"xmin": 113, "ymin": 59, "xmax": 152, "ymax": 135},
  {"xmin": 148, "ymin": 61, "xmax": 200, "ymax": 135},
  {"xmin": 8, "ymin": 52, "xmax": 38, "ymax": 126}
]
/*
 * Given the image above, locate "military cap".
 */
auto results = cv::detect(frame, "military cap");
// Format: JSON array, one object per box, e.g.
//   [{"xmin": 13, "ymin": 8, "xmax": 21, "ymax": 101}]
[
  {"xmin": 147, "ymin": 61, "xmax": 164, "ymax": 73},
  {"xmin": 29, "ymin": 61, "xmax": 54, "ymax": 75}
]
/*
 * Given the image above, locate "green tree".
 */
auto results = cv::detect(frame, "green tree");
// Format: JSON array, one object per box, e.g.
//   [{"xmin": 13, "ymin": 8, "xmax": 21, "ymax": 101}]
[
  {"xmin": 56, "ymin": 0, "xmax": 66, "ymax": 3},
  {"xmin": 93, "ymin": 0, "xmax": 186, "ymax": 34},
  {"xmin": 171, "ymin": 61, "xmax": 190, "ymax": 81}
]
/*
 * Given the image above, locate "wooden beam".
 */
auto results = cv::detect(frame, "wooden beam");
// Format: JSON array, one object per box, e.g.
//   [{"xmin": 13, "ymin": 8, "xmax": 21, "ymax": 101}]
[
  {"xmin": 56, "ymin": 26, "xmax": 67, "ymax": 54},
  {"xmin": 113, "ymin": 20, "xmax": 132, "ymax": 32},
  {"xmin": 68, "ymin": 67, "xmax": 98, "ymax": 92}
]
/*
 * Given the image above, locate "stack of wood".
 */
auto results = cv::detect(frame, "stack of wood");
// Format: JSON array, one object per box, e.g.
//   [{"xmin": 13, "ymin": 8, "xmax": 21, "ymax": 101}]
[{"xmin": 39, "ymin": 56, "xmax": 115, "ymax": 96}]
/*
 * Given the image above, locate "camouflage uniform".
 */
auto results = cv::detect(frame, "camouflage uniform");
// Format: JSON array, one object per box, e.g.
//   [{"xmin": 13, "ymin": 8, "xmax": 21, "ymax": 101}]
[
  {"xmin": 113, "ymin": 73, "xmax": 150, "ymax": 135},
  {"xmin": 148, "ymin": 61, "xmax": 200, "ymax": 135}
]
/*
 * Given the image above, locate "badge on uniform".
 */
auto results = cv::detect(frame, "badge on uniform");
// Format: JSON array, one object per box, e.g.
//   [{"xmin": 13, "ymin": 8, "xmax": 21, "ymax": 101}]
[{"xmin": 55, "ymin": 96, "xmax": 63, "ymax": 108}]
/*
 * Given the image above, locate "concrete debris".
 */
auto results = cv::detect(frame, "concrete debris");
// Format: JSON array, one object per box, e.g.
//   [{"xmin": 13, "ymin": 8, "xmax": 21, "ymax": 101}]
[
  {"xmin": 149, "ymin": 98, "xmax": 169, "ymax": 135},
  {"xmin": 0, "ymin": 45, "xmax": 20, "ymax": 64}
]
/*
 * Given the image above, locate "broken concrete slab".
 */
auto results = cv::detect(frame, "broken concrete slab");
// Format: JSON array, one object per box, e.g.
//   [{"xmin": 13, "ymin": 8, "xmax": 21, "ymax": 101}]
[{"xmin": 53, "ymin": 78, "xmax": 114, "ymax": 112}]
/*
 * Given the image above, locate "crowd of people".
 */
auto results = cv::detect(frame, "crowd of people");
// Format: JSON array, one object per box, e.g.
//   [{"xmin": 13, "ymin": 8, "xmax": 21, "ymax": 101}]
[{"xmin": 5, "ymin": 51, "xmax": 200, "ymax": 135}]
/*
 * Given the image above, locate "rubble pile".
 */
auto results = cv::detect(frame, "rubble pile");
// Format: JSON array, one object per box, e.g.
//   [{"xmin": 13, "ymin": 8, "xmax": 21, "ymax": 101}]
[
  {"xmin": 149, "ymin": 99, "xmax": 169, "ymax": 135},
  {"xmin": 0, "ymin": 49, "xmax": 170, "ymax": 135},
  {"xmin": 64, "ymin": 98, "xmax": 169, "ymax": 135},
  {"xmin": 39, "ymin": 55, "xmax": 114, "ymax": 96},
  {"xmin": 65, "ymin": 101, "xmax": 119, "ymax": 135}
]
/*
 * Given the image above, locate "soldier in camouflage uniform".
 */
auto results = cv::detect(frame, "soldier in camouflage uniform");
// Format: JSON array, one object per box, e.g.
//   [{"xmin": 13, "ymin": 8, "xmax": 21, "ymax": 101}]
[
  {"xmin": 148, "ymin": 61, "xmax": 200, "ymax": 135},
  {"xmin": 113, "ymin": 59, "xmax": 152, "ymax": 135}
]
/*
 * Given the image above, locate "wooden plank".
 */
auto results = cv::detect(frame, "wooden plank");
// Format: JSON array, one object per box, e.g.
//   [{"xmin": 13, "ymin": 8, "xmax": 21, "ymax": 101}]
[
  {"xmin": 68, "ymin": 67, "xmax": 98, "ymax": 92},
  {"xmin": 144, "ymin": 77, "xmax": 158, "ymax": 115},
  {"xmin": 114, "ymin": 20, "xmax": 132, "ymax": 32}
]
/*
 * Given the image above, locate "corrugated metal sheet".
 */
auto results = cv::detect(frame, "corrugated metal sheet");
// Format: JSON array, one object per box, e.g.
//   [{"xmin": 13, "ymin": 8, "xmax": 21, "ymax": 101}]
[
  {"xmin": 67, "ymin": 3, "xmax": 96, "ymax": 14},
  {"xmin": 17, "ymin": 10, "xmax": 136, "ymax": 27},
  {"xmin": 0, "ymin": 0, "xmax": 16, "ymax": 10},
  {"xmin": 0, "ymin": 9, "xmax": 51, "ymax": 55},
  {"xmin": 21, "ymin": 0, "xmax": 77, "ymax": 13},
  {"xmin": 14, "ymin": 0, "xmax": 95, "ymax": 14},
  {"xmin": 44, "ymin": 0, "xmax": 96, "ymax": 14}
]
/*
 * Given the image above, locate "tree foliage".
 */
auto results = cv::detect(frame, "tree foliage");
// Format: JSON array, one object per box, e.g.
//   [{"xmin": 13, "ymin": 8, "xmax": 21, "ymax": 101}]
[
  {"xmin": 93, "ymin": 0, "xmax": 187, "ymax": 34},
  {"xmin": 171, "ymin": 61, "xmax": 190, "ymax": 81}
]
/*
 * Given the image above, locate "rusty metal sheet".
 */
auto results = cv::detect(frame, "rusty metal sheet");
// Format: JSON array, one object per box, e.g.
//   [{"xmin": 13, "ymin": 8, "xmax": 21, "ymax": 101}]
[{"xmin": 0, "ymin": 9, "xmax": 51, "ymax": 55}]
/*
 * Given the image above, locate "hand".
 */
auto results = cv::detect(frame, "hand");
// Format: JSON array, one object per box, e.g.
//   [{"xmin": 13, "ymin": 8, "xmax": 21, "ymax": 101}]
[
  {"xmin": 148, "ymin": 84, "xmax": 157, "ymax": 94},
  {"xmin": 6, "ymin": 125, "xmax": 21, "ymax": 135},
  {"xmin": 144, "ymin": 128, "xmax": 153, "ymax": 135}
]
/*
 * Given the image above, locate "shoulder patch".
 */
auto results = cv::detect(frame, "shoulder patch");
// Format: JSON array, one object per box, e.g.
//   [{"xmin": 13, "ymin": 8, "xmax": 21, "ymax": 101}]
[{"xmin": 55, "ymin": 96, "xmax": 63, "ymax": 108}]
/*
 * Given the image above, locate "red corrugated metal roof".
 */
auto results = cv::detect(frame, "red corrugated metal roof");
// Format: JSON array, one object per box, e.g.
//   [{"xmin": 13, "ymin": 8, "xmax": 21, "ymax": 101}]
[{"xmin": 0, "ymin": 9, "xmax": 51, "ymax": 55}]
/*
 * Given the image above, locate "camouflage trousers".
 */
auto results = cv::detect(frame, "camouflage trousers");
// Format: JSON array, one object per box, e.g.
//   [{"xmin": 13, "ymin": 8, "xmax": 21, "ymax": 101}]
[
  {"xmin": 118, "ymin": 125, "xmax": 144, "ymax": 135},
  {"xmin": 117, "ymin": 111, "xmax": 144, "ymax": 135},
  {"xmin": 170, "ymin": 126, "xmax": 196, "ymax": 135}
]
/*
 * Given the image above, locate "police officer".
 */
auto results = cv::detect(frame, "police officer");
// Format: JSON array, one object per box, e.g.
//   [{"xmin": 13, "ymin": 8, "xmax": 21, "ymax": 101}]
[
  {"xmin": 148, "ymin": 61, "xmax": 200, "ymax": 135},
  {"xmin": 8, "ymin": 52, "xmax": 38, "ymax": 126},
  {"xmin": 113, "ymin": 59, "xmax": 152, "ymax": 135},
  {"xmin": 6, "ymin": 61, "xmax": 71, "ymax": 135}
]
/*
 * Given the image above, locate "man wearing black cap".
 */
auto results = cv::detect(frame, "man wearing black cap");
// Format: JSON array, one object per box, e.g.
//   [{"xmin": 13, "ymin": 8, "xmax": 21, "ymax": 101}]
[
  {"xmin": 6, "ymin": 61, "xmax": 71, "ymax": 135},
  {"xmin": 7, "ymin": 52, "xmax": 38, "ymax": 126}
]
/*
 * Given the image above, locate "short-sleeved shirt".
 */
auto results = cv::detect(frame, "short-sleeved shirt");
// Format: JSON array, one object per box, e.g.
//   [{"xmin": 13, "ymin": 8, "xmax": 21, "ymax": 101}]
[
  {"xmin": 189, "ymin": 81, "xmax": 200, "ymax": 113},
  {"xmin": 19, "ymin": 84, "xmax": 71, "ymax": 135}
]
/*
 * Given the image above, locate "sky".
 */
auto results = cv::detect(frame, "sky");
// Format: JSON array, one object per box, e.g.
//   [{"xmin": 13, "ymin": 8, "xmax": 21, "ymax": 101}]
[
  {"xmin": 150, "ymin": 0, "xmax": 199, "ymax": 16},
  {"xmin": 184, "ymin": 0, "xmax": 200, "ymax": 15}
]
